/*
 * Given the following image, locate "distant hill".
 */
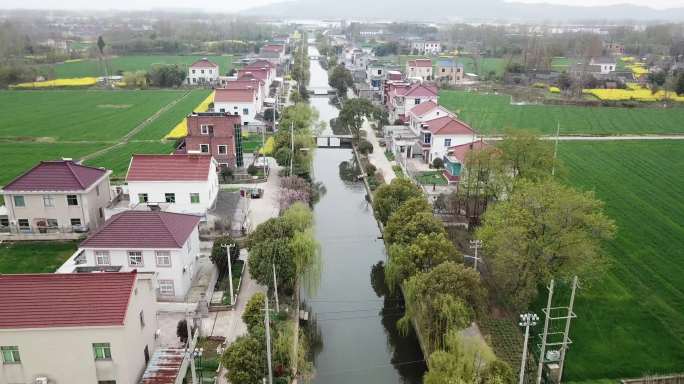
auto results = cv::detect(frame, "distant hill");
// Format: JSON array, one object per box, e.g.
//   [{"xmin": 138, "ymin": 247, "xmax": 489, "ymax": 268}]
[{"xmin": 242, "ymin": 0, "xmax": 684, "ymax": 22}]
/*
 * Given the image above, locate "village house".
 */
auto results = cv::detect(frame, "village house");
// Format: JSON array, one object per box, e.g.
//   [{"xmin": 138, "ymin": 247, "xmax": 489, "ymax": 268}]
[
  {"xmin": 126, "ymin": 154, "xmax": 219, "ymax": 216},
  {"xmin": 243, "ymin": 59, "xmax": 277, "ymax": 86},
  {"xmin": 213, "ymin": 87, "xmax": 262, "ymax": 127},
  {"xmin": 224, "ymin": 78, "xmax": 267, "ymax": 112},
  {"xmin": 386, "ymin": 82, "xmax": 439, "ymax": 123},
  {"xmin": 0, "ymin": 271, "xmax": 158, "ymax": 384},
  {"xmin": 443, "ymin": 140, "xmax": 490, "ymax": 184},
  {"xmin": 181, "ymin": 112, "xmax": 242, "ymax": 168},
  {"xmin": 417, "ymin": 115, "xmax": 477, "ymax": 164},
  {"xmin": 406, "ymin": 58, "xmax": 433, "ymax": 81},
  {"xmin": 407, "ymin": 100, "xmax": 457, "ymax": 134},
  {"xmin": 411, "ymin": 41, "xmax": 441, "ymax": 55},
  {"xmin": 0, "ymin": 160, "xmax": 112, "ymax": 236},
  {"xmin": 605, "ymin": 42, "xmax": 625, "ymax": 56},
  {"xmin": 56, "ymin": 211, "xmax": 201, "ymax": 300},
  {"xmin": 436, "ymin": 58, "xmax": 464, "ymax": 84},
  {"xmin": 186, "ymin": 58, "xmax": 219, "ymax": 85},
  {"xmin": 260, "ymin": 44, "xmax": 287, "ymax": 64},
  {"xmin": 589, "ymin": 57, "xmax": 617, "ymax": 74}
]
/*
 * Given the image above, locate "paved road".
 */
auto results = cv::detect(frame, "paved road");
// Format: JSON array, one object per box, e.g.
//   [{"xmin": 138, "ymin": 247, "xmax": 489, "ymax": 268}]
[
  {"xmin": 483, "ymin": 134, "xmax": 684, "ymax": 141},
  {"xmin": 364, "ymin": 119, "xmax": 397, "ymax": 183}
]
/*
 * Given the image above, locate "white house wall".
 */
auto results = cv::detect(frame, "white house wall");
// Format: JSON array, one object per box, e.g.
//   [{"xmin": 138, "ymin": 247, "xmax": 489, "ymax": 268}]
[
  {"xmin": 127, "ymin": 178, "xmax": 218, "ymax": 216},
  {"xmin": 214, "ymin": 101, "xmax": 259, "ymax": 125}
]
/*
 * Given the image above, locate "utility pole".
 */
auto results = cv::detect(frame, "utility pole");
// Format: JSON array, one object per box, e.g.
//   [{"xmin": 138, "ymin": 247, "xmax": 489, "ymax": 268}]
[
  {"xmin": 223, "ymin": 243, "xmax": 236, "ymax": 306},
  {"xmin": 272, "ymin": 264, "xmax": 280, "ymax": 312},
  {"xmin": 536, "ymin": 279, "xmax": 554, "ymax": 384},
  {"xmin": 557, "ymin": 276, "xmax": 579, "ymax": 382},
  {"xmin": 289, "ymin": 121, "xmax": 294, "ymax": 175},
  {"xmin": 518, "ymin": 312, "xmax": 539, "ymax": 384},
  {"xmin": 469, "ymin": 239, "xmax": 483, "ymax": 270},
  {"xmin": 186, "ymin": 311, "xmax": 198, "ymax": 384},
  {"xmin": 552, "ymin": 121, "xmax": 560, "ymax": 176},
  {"xmin": 265, "ymin": 293, "xmax": 274, "ymax": 384}
]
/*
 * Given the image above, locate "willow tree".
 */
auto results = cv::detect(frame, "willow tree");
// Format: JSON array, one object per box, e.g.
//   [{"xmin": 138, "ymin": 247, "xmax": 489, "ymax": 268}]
[{"xmin": 373, "ymin": 178, "xmax": 423, "ymax": 225}]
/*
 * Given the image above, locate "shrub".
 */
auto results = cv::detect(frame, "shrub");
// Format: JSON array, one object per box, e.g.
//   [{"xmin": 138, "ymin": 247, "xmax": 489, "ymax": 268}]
[
  {"xmin": 358, "ymin": 139, "xmax": 374, "ymax": 154},
  {"xmin": 247, "ymin": 164, "xmax": 259, "ymax": 176},
  {"xmin": 432, "ymin": 157, "xmax": 444, "ymax": 169}
]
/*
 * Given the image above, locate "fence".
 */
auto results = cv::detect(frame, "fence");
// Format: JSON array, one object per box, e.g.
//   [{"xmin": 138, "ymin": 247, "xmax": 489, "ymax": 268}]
[{"xmin": 622, "ymin": 374, "xmax": 684, "ymax": 384}]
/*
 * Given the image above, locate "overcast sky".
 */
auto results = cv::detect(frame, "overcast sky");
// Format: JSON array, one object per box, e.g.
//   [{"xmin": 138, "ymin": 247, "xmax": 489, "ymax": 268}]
[{"xmin": 0, "ymin": 0, "xmax": 682, "ymax": 11}]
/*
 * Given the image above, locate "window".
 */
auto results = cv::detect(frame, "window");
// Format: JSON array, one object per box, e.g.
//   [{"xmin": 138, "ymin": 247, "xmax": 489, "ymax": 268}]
[
  {"xmin": 200, "ymin": 125, "xmax": 210, "ymax": 135},
  {"xmin": 218, "ymin": 145, "xmax": 227, "ymax": 155},
  {"xmin": 423, "ymin": 132, "xmax": 432, "ymax": 145},
  {"xmin": 95, "ymin": 251, "xmax": 110, "ymax": 266},
  {"xmin": 67, "ymin": 194, "xmax": 79, "ymax": 206},
  {"xmin": 43, "ymin": 195, "xmax": 55, "ymax": 207},
  {"xmin": 242, "ymin": 108, "xmax": 249, "ymax": 115},
  {"xmin": 93, "ymin": 343, "xmax": 112, "ymax": 360},
  {"xmin": 128, "ymin": 251, "xmax": 143, "ymax": 267},
  {"xmin": 98, "ymin": 381, "xmax": 117, "ymax": 384},
  {"xmin": 139, "ymin": 310, "xmax": 145, "ymax": 328},
  {"xmin": 200, "ymin": 69, "xmax": 205, "ymax": 74},
  {"xmin": 156, "ymin": 250, "xmax": 171, "ymax": 267},
  {"xmin": 444, "ymin": 138, "xmax": 452, "ymax": 147},
  {"xmin": 18, "ymin": 219, "xmax": 29, "ymax": 229},
  {"xmin": 99, "ymin": 207, "xmax": 104, "ymax": 219},
  {"xmin": 415, "ymin": 98, "xmax": 421, "ymax": 105},
  {"xmin": 192, "ymin": 69, "xmax": 196, "ymax": 74},
  {"xmin": 1, "ymin": 346, "xmax": 20, "ymax": 363},
  {"xmin": 0, "ymin": 218, "xmax": 8, "ymax": 227},
  {"xmin": 200, "ymin": 144, "xmax": 209, "ymax": 153},
  {"xmin": 138, "ymin": 193, "xmax": 148, "ymax": 204},
  {"xmin": 70, "ymin": 218, "xmax": 82, "ymax": 226},
  {"xmin": 96, "ymin": 185, "xmax": 100, "ymax": 196},
  {"xmin": 13, "ymin": 195, "xmax": 25, "ymax": 207},
  {"xmin": 158, "ymin": 280, "xmax": 175, "ymax": 296},
  {"xmin": 192, "ymin": 78, "xmax": 196, "ymax": 84},
  {"xmin": 165, "ymin": 193, "xmax": 176, "ymax": 203},
  {"xmin": 190, "ymin": 193, "xmax": 200, "ymax": 204},
  {"xmin": 47, "ymin": 219, "xmax": 58, "ymax": 228},
  {"xmin": 219, "ymin": 108, "xmax": 226, "ymax": 112}
]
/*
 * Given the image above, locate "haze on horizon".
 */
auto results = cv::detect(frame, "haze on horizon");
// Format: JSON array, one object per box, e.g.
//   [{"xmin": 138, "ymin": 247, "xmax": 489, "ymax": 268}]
[{"xmin": 0, "ymin": 0, "xmax": 682, "ymax": 11}]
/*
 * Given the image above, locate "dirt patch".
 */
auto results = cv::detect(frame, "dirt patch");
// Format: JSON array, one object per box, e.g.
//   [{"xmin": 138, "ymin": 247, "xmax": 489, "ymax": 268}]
[{"xmin": 97, "ymin": 104, "xmax": 132, "ymax": 109}]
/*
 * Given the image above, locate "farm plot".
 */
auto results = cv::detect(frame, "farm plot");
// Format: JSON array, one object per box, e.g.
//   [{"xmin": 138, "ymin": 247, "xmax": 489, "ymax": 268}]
[
  {"xmin": 0, "ymin": 241, "xmax": 79, "ymax": 274},
  {"xmin": 133, "ymin": 89, "xmax": 211, "ymax": 140},
  {"xmin": 439, "ymin": 90, "xmax": 684, "ymax": 135},
  {"xmin": 0, "ymin": 90, "xmax": 188, "ymax": 141},
  {"xmin": 50, "ymin": 55, "xmax": 234, "ymax": 78},
  {"xmin": 557, "ymin": 141, "xmax": 684, "ymax": 381},
  {"xmin": 0, "ymin": 142, "xmax": 106, "ymax": 185},
  {"xmin": 85, "ymin": 141, "xmax": 176, "ymax": 180}
]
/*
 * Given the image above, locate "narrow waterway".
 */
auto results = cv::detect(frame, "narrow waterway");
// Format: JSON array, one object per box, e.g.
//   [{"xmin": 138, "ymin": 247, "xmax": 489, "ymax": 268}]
[{"xmin": 304, "ymin": 45, "xmax": 427, "ymax": 384}]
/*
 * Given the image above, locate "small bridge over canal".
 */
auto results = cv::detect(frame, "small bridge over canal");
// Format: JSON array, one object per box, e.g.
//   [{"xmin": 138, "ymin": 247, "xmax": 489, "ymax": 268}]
[{"xmin": 315, "ymin": 134, "xmax": 354, "ymax": 148}]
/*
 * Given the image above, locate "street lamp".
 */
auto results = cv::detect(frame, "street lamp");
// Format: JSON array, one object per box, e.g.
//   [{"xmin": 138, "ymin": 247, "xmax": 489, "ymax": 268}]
[{"xmin": 518, "ymin": 312, "xmax": 539, "ymax": 384}]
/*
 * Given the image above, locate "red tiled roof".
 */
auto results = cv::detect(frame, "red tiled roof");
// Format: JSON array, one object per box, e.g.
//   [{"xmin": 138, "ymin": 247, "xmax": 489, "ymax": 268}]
[
  {"xmin": 408, "ymin": 59, "xmax": 432, "ymax": 68},
  {"xmin": 81, "ymin": 211, "xmax": 200, "ymax": 249},
  {"xmin": 245, "ymin": 60, "xmax": 275, "ymax": 69},
  {"xmin": 404, "ymin": 83, "xmax": 438, "ymax": 98},
  {"xmin": 425, "ymin": 116, "xmax": 474, "ymax": 135},
  {"xmin": 237, "ymin": 68, "xmax": 269, "ymax": 82},
  {"xmin": 410, "ymin": 101, "xmax": 438, "ymax": 117},
  {"xmin": 262, "ymin": 44, "xmax": 285, "ymax": 53},
  {"xmin": 126, "ymin": 154, "xmax": 213, "ymax": 182},
  {"xmin": 214, "ymin": 88, "xmax": 256, "ymax": 103},
  {"xmin": 2, "ymin": 160, "xmax": 107, "ymax": 192},
  {"xmin": 449, "ymin": 140, "xmax": 490, "ymax": 163},
  {"xmin": 224, "ymin": 79, "xmax": 264, "ymax": 90},
  {"xmin": 0, "ymin": 272, "xmax": 136, "ymax": 329},
  {"xmin": 190, "ymin": 58, "xmax": 218, "ymax": 68}
]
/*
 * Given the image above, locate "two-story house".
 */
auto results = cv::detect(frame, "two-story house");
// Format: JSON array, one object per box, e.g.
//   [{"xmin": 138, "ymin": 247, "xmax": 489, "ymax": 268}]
[
  {"xmin": 0, "ymin": 160, "xmax": 112, "ymax": 236},
  {"xmin": 387, "ymin": 82, "xmax": 439, "ymax": 123},
  {"xmin": 407, "ymin": 101, "xmax": 457, "ymax": 135},
  {"xmin": 418, "ymin": 115, "xmax": 476, "ymax": 164},
  {"xmin": 0, "ymin": 271, "xmax": 158, "ymax": 384},
  {"xmin": 182, "ymin": 112, "xmax": 241, "ymax": 168},
  {"xmin": 243, "ymin": 60, "xmax": 276, "ymax": 87},
  {"xmin": 187, "ymin": 58, "xmax": 219, "ymax": 85},
  {"xmin": 406, "ymin": 58, "xmax": 433, "ymax": 81},
  {"xmin": 56, "ymin": 210, "xmax": 201, "ymax": 300},
  {"xmin": 126, "ymin": 154, "xmax": 219, "ymax": 216},
  {"xmin": 436, "ymin": 58, "xmax": 464, "ymax": 84},
  {"xmin": 589, "ymin": 57, "xmax": 617, "ymax": 74},
  {"xmin": 214, "ymin": 88, "xmax": 260, "ymax": 126},
  {"xmin": 225, "ymin": 78, "xmax": 267, "ymax": 111}
]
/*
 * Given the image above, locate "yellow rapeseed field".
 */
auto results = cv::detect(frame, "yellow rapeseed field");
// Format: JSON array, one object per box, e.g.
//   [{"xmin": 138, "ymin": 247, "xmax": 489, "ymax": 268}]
[
  {"xmin": 164, "ymin": 91, "xmax": 215, "ymax": 139},
  {"xmin": 584, "ymin": 88, "xmax": 684, "ymax": 102},
  {"xmin": 549, "ymin": 86, "xmax": 561, "ymax": 93},
  {"xmin": 12, "ymin": 77, "xmax": 98, "ymax": 89}
]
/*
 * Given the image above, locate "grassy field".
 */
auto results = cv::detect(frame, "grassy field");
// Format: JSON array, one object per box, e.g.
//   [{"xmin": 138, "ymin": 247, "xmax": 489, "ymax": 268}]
[
  {"xmin": 0, "ymin": 142, "xmax": 107, "ymax": 185},
  {"xmin": 0, "ymin": 241, "xmax": 79, "ymax": 273},
  {"xmin": 84, "ymin": 141, "xmax": 176, "ymax": 180},
  {"xmin": 557, "ymin": 141, "xmax": 684, "ymax": 381},
  {"xmin": 0, "ymin": 90, "xmax": 188, "ymax": 141},
  {"xmin": 133, "ymin": 89, "xmax": 211, "ymax": 140},
  {"xmin": 439, "ymin": 90, "xmax": 684, "ymax": 135},
  {"xmin": 47, "ymin": 55, "xmax": 234, "ymax": 78}
]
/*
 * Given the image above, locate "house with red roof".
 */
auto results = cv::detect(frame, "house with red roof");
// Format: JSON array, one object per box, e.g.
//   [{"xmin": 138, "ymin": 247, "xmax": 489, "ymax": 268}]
[
  {"xmin": 260, "ymin": 44, "xmax": 287, "ymax": 64},
  {"xmin": 125, "ymin": 154, "xmax": 219, "ymax": 216},
  {"xmin": 0, "ymin": 160, "xmax": 112, "ymax": 237},
  {"xmin": 406, "ymin": 58, "xmax": 433, "ymax": 81},
  {"xmin": 180, "ymin": 112, "xmax": 242, "ymax": 168},
  {"xmin": 443, "ymin": 140, "xmax": 492, "ymax": 184},
  {"xmin": 386, "ymin": 82, "xmax": 439, "ymax": 123},
  {"xmin": 56, "ymin": 210, "xmax": 201, "ymax": 300},
  {"xmin": 407, "ymin": 100, "xmax": 457, "ymax": 135},
  {"xmin": 0, "ymin": 271, "xmax": 159, "ymax": 384},
  {"xmin": 214, "ymin": 87, "xmax": 261, "ymax": 127},
  {"xmin": 418, "ymin": 115, "xmax": 476, "ymax": 164},
  {"xmin": 187, "ymin": 58, "xmax": 219, "ymax": 86},
  {"xmin": 225, "ymin": 78, "xmax": 267, "ymax": 108},
  {"xmin": 243, "ymin": 59, "xmax": 277, "ymax": 86}
]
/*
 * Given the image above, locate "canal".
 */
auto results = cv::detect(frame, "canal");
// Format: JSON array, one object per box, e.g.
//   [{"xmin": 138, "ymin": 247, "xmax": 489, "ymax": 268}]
[{"xmin": 304, "ymin": 45, "xmax": 427, "ymax": 383}]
